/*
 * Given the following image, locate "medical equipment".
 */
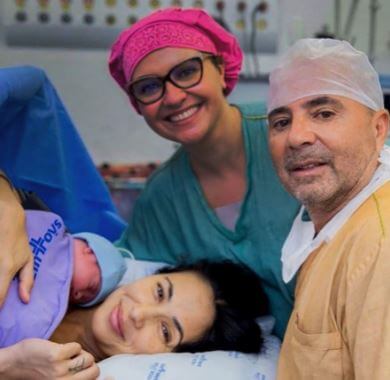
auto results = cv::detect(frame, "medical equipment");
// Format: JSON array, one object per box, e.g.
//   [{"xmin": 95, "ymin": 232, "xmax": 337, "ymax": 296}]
[
  {"xmin": 3, "ymin": 0, "xmax": 281, "ymax": 79},
  {"xmin": 368, "ymin": 0, "xmax": 379, "ymax": 62},
  {"xmin": 332, "ymin": 0, "xmax": 385, "ymax": 63},
  {"xmin": 342, "ymin": 0, "xmax": 360, "ymax": 41}
]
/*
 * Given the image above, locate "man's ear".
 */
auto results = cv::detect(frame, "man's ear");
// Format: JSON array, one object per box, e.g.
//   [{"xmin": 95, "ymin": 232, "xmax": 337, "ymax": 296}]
[{"xmin": 373, "ymin": 109, "xmax": 390, "ymax": 151}]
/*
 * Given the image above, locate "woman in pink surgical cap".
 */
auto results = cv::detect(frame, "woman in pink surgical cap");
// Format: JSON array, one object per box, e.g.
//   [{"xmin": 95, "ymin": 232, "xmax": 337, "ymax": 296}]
[{"xmin": 110, "ymin": 7, "xmax": 299, "ymax": 340}]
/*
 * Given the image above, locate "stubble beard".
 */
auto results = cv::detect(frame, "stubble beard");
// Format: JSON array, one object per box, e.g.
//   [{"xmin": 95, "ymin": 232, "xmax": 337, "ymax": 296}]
[
  {"xmin": 283, "ymin": 159, "xmax": 368, "ymax": 216},
  {"xmin": 288, "ymin": 176, "xmax": 341, "ymax": 210},
  {"xmin": 280, "ymin": 146, "xmax": 336, "ymax": 208}
]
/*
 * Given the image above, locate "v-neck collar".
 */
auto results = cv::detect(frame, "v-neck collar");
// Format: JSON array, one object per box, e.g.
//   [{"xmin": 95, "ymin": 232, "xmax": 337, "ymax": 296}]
[{"xmin": 183, "ymin": 107, "xmax": 252, "ymax": 241}]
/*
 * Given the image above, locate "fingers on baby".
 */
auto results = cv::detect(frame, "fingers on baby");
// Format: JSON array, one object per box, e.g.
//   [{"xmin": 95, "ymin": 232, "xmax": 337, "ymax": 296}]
[
  {"xmin": 18, "ymin": 252, "xmax": 34, "ymax": 304},
  {"xmin": 68, "ymin": 351, "xmax": 95, "ymax": 371},
  {"xmin": 0, "ymin": 236, "xmax": 33, "ymax": 306},
  {"xmin": 61, "ymin": 343, "xmax": 99, "ymax": 378}
]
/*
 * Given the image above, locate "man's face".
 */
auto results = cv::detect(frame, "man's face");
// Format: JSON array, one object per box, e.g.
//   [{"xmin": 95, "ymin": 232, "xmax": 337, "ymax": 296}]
[{"xmin": 268, "ymin": 95, "xmax": 387, "ymax": 212}]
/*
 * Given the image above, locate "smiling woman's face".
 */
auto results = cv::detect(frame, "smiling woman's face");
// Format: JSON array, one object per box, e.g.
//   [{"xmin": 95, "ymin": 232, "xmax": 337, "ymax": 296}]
[
  {"xmin": 132, "ymin": 47, "xmax": 227, "ymax": 146},
  {"xmin": 91, "ymin": 271, "xmax": 215, "ymax": 357}
]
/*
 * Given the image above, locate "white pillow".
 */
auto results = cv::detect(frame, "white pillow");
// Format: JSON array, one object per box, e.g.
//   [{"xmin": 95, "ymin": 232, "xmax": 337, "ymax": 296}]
[{"xmin": 98, "ymin": 317, "xmax": 280, "ymax": 380}]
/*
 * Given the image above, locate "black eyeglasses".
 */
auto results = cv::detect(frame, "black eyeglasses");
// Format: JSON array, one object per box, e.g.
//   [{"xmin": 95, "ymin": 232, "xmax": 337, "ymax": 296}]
[{"xmin": 127, "ymin": 55, "xmax": 214, "ymax": 105}]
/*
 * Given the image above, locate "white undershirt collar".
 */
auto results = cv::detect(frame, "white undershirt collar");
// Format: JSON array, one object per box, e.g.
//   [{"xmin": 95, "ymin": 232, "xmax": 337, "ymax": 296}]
[{"xmin": 282, "ymin": 146, "xmax": 390, "ymax": 283}]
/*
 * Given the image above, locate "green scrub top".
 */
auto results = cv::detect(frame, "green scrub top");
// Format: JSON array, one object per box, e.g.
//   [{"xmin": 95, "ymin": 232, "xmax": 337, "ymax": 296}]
[{"xmin": 116, "ymin": 102, "xmax": 300, "ymax": 338}]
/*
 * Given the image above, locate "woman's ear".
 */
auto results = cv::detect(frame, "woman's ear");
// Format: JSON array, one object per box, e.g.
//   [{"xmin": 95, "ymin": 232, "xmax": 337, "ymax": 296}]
[{"xmin": 217, "ymin": 62, "xmax": 227, "ymax": 93}]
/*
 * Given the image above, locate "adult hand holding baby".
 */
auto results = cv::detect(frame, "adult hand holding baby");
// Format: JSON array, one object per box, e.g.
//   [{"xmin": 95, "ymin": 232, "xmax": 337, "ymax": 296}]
[
  {"xmin": 0, "ymin": 173, "xmax": 34, "ymax": 307},
  {"xmin": 0, "ymin": 339, "xmax": 100, "ymax": 379}
]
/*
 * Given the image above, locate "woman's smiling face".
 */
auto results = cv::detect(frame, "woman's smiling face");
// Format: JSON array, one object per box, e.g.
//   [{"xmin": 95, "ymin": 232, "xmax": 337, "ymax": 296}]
[
  {"xmin": 91, "ymin": 271, "xmax": 215, "ymax": 357},
  {"xmin": 132, "ymin": 47, "xmax": 227, "ymax": 146}
]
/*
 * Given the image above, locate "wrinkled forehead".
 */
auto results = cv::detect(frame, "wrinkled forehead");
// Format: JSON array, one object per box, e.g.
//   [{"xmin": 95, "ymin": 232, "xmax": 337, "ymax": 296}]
[
  {"xmin": 269, "ymin": 93, "xmax": 340, "ymax": 112},
  {"xmin": 268, "ymin": 94, "xmax": 367, "ymax": 119}
]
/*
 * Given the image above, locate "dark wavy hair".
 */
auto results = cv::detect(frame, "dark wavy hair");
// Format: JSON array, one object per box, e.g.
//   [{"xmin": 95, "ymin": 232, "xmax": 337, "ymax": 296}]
[{"xmin": 157, "ymin": 260, "xmax": 269, "ymax": 354}]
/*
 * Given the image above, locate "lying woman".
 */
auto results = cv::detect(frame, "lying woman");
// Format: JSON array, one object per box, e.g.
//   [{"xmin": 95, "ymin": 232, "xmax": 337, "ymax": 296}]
[
  {"xmin": 1, "ymin": 259, "xmax": 268, "ymax": 378},
  {"xmin": 52, "ymin": 260, "xmax": 268, "ymax": 358}
]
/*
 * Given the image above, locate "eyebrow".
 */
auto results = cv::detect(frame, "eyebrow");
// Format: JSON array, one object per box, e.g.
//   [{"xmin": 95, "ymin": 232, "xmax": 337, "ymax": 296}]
[
  {"xmin": 164, "ymin": 276, "xmax": 184, "ymax": 345},
  {"xmin": 268, "ymin": 106, "xmax": 291, "ymax": 119},
  {"xmin": 268, "ymin": 96, "xmax": 344, "ymax": 119},
  {"xmin": 302, "ymin": 96, "xmax": 344, "ymax": 110}
]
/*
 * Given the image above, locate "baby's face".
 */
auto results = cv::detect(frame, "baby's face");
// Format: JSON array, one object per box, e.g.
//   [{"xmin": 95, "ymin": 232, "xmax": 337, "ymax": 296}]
[{"xmin": 70, "ymin": 238, "xmax": 101, "ymax": 304}]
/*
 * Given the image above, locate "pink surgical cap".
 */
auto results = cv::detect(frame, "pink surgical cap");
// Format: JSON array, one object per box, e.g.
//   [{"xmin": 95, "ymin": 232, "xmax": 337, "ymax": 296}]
[
  {"xmin": 268, "ymin": 38, "xmax": 384, "ymax": 113},
  {"xmin": 109, "ymin": 7, "xmax": 243, "ymax": 113}
]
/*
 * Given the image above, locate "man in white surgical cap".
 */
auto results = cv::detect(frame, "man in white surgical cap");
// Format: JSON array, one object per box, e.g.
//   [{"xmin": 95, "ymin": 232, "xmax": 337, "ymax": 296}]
[{"xmin": 267, "ymin": 38, "xmax": 390, "ymax": 379}]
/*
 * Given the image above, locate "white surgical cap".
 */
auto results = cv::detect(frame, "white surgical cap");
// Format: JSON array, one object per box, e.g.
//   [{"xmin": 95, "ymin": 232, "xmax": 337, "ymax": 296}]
[{"xmin": 267, "ymin": 38, "xmax": 384, "ymax": 113}]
